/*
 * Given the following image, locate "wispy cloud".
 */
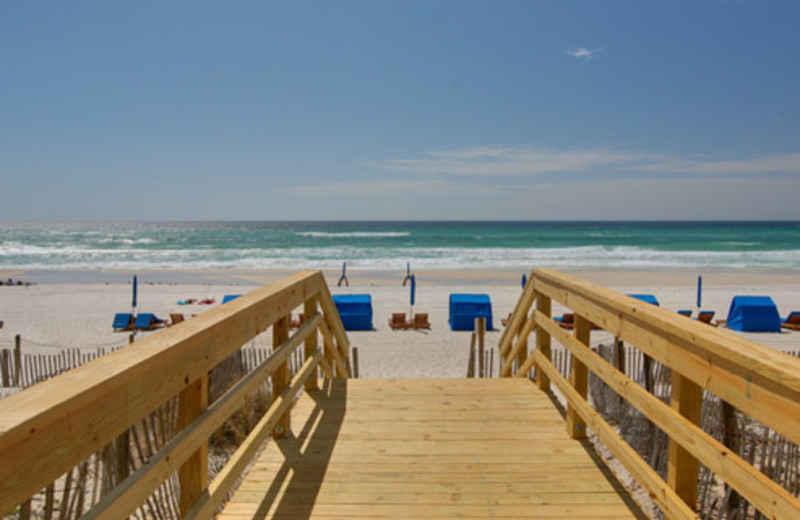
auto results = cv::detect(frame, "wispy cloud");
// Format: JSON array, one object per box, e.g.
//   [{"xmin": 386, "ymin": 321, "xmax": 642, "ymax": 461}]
[
  {"xmin": 373, "ymin": 146, "xmax": 800, "ymax": 179},
  {"xmin": 374, "ymin": 146, "xmax": 648, "ymax": 177},
  {"xmin": 567, "ymin": 47, "xmax": 604, "ymax": 60}
]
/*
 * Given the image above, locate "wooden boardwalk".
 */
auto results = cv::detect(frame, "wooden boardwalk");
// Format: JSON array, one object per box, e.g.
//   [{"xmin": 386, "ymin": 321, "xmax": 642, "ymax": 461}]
[{"xmin": 217, "ymin": 378, "xmax": 644, "ymax": 519}]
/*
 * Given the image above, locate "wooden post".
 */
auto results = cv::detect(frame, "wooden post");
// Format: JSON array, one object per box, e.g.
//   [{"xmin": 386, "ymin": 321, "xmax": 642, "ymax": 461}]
[
  {"xmin": 467, "ymin": 334, "xmax": 476, "ymax": 378},
  {"xmin": 178, "ymin": 374, "xmax": 208, "ymax": 516},
  {"xmin": 352, "ymin": 346, "xmax": 359, "ymax": 379},
  {"xmin": 535, "ymin": 292, "xmax": 551, "ymax": 391},
  {"xmin": 721, "ymin": 401, "xmax": 741, "ymax": 511},
  {"xmin": 567, "ymin": 315, "xmax": 590, "ymax": 439},
  {"xmin": 667, "ymin": 372, "xmax": 702, "ymax": 511},
  {"xmin": 272, "ymin": 315, "xmax": 290, "ymax": 438},
  {"xmin": 14, "ymin": 335, "xmax": 21, "ymax": 387},
  {"xmin": 304, "ymin": 298, "xmax": 319, "ymax": 390},
  {"xmin": 476, "ymin": 317, "xmax": 486, "ymax": 378}
]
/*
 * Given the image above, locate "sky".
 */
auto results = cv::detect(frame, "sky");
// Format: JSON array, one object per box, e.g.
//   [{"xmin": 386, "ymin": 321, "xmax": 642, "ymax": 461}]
[{"xmin": 2, "ymin": 1, "xmax": 800, "ymax": 221}]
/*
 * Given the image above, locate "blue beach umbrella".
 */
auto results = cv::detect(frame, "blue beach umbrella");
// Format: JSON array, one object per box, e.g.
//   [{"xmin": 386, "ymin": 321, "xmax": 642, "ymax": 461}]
[{"xmin": 697, "ymin": 276, "xmax": 703, "ymax": 309}]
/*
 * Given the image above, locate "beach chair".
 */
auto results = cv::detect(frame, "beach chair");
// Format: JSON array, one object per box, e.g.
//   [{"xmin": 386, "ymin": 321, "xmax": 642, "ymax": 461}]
[
  {"xmin": 413, "ymin": 313, "xmax": 431, "ymax": 329},
  {"xmin": 389, "ymin": 313, "xmax": 408, "ymax": 330},
  {"xmin": 781, "ymin": 311, "xmax": 800, "ymax": 331},
  {"xmin": 113, "ymin": 313, "xmax": 134, "ymax": 331},
  {"xmin": 222, "ymin": 294, "xmax": 241, "ymax": 304},
  {"xmin": 501, "ymin": 313, "xmax": 512, "ymax": 327},
  {"xmin": 696, "ymin": 310, "xmax": 718, "ymax": 327},
  {"xmin": 555, "ymin": 313, "xmax": 575, "ymax": 330},
  {"xmin": 134, "ymin": 313, "xmax": 166, "ymax": 331},
  {"xmin": 677, "ymin": 310, "xmax": 692, "ymax": 318},
  {"xmin": 168, "ymin": 313, "xmax": 185, "ymax": 326},
  {"xmin": 290, "ymin": 313, "xmax": 305, "ymax": 329}
]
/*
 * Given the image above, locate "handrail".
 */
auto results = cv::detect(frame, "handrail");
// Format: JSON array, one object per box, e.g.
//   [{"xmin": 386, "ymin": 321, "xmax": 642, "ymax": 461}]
[
  {"xmin": 0, "ymin": 270, "xmax": 351, "ymax": 517},
  {"xmin": 500, "ymin": 268, "xmax": 800, "ymax": 519}
]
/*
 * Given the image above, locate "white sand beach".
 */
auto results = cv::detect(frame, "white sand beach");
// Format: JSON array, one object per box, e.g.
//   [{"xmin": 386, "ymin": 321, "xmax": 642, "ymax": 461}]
[{"xmin": 0, "ymin": 268, "xmax": 799, "ymax": 380}]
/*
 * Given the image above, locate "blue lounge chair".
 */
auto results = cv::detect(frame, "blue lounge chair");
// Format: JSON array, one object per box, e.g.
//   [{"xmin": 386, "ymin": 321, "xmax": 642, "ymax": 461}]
[
  {"xmin": 628, "ymin": 294, "xmax": 660, "ymax": 306},
  {"xmin": 222, "ymin": 294, "xmax": 242, "ymax": 304},
  {"xmin": 113, "ymin": 313, "xmax": 134, "ymax": 331},
  {"xmin": 677, "ymin": 310, "xmax": 693, "ymax": 318},
  {"xmin": 133, "ymin": 313, "xmax": 166, "ymax": 331}
]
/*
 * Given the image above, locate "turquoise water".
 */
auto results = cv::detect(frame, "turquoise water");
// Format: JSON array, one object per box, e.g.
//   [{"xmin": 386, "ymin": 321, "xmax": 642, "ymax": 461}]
[{"xmin": 1, "ymin": 221, "xmax": 799, "ymax": 272}]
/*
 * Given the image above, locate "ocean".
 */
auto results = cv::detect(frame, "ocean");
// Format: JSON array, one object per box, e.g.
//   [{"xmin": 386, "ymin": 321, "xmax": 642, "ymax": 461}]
[{"xmin": 1, "ymin": 221, "xmax": 799, "ymax": 273}]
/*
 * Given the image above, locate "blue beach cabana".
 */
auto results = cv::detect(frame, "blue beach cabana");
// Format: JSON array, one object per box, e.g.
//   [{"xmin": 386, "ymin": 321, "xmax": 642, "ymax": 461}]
[
  {"xmin": 726, "ymin": 296, "xmax": 781, "ymax": 332},
  {"xmin": 332, "ymin": 294, "xmax": 373, "ymax": 331},
  {"xmin": 449, "ymin": 294, "xmax": 493, "ymax": 331}
]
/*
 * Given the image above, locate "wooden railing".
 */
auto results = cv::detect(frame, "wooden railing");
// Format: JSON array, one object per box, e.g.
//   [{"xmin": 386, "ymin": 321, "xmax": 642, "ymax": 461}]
[
  {"xmin": 498, "ymin": 268, "xmax": 800, "ymax": 520},
  {"xmin": 0, "ymin": 270, "xmax": 351, "ymax": 518}
]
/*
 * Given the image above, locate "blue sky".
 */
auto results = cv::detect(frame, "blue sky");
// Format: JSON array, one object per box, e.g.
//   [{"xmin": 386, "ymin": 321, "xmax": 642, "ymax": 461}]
[{"xmin": 2, "ymin": 1, "xmax": 799, "ymax": 220}]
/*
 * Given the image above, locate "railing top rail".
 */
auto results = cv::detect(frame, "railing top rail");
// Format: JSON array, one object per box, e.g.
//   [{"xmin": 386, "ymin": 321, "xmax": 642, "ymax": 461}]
[
  {"xmin": 0, "ymin": 269, "xmax": 330, "ymax": 512},
  {"xmin": 532, "ymin": 267, "xmax": 800, "ymax": 392}
]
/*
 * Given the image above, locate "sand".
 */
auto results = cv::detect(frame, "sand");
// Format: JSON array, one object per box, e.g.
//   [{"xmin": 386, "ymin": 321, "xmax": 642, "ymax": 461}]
[{"xmin": 1, "ymin": 268, "xmax": 799, "ymax": 379}]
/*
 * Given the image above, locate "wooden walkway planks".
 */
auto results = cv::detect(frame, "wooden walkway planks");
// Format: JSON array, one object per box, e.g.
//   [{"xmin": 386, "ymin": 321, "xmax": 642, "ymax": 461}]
[{"xmin": 217, "ymin": 378, "xmax": 644, "ymax": 519}]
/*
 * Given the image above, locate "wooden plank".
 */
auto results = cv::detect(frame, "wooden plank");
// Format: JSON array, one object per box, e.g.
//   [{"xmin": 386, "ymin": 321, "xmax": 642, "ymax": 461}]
[
  {"xmin": 305, "ymin": 297, "xmax": 319, "ymax": 391},
  {"xmin": 272, "ymin": 315, "xmax": 290, "ymax": 438},
  {"xmin": 0, "ymin": 270, "xmax": 326, "ymax": 513},
  {"xmin": 535, "ymin": 291, "xmax": 551, "ymax": 390},
  {"xmin": 319, "ymin": 320, "xmax": 349, "ymax": 377},
  {"xmin": 501, "ymin": 313, "xmax": 536, "ymax": 377},
  {"xmin": 498, "ymin": 270, "xmax": 536, "ymax": 358},
  {"xmin": 667, "ymin": 373, "xmax": 701, "ymax": 510},
  {"xmin": 567, "ymin": 315, "xmax": 590, "ymax": 439},
  {"xmin": 177, "ymin": 375, "xmax": 208, "ymax": 516}
]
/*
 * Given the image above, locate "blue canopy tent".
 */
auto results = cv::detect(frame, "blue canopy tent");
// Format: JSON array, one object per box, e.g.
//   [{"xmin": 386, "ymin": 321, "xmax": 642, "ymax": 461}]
[
  {"xmin": 628, "ymin": 294, "xmax": 660, "ymax": 306},
  {"xmin": 332, "ymin": 294, "xmax": 373, "ymax": 331},
  {"xmin": 726, "ymin": 296, "xmax": 781, "ymax": 332},
  {"xmin": 449, "ymin": 294, "xmax": 493, "ymax": 331}
]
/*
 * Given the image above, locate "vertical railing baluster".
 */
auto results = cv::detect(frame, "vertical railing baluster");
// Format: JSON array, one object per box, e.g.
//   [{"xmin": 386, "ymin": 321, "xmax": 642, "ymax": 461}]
[
  {"xmin": 567, "ymin": 315, "xmax": 590, "ymax": 439},
  {"xmin": 272, "ymin": 315, "xmax": 291, "ymax": 438},
  {"xmin": 535, "ymin": 291, "xmax": 551, "ymax": 392}
]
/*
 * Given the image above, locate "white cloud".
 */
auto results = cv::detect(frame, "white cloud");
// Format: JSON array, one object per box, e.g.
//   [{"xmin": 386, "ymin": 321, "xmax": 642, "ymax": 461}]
[
  {"xmin": 374, "ymin": 146, "xmax": 800, "ymax": 179},
  {"xmin": 567, "ymin": 47, "xmax": 604, "ymax": 60},
  {"xmin": 374, "ymin": 146, "xmax": 648, "ymax": 177}
]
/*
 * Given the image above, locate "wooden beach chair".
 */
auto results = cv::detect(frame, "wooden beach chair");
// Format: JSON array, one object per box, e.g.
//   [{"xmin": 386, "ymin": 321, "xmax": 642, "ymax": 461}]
[
  {"xmin": 168, "ymin": 313, "xmax": 185, "ymax": 326},
  {"xmin": 677, "ymin": 310, "xmax": 692, "ymax": 318},
  {"xmin": 413, "ymin": 313, "xmax": 431, "ymax": 329},
  {"xmin": 501, "ymin": 313, "xmax": 512, "ymax": 327},
  {"xmin": 781, "ymin": 311, "xmax": 800, "ymax": 331},
  {"xmin": 290, "ymin": 313, "xmax": 305, "ymax": 329},
  {"xmin": 696, "ymin": 311, "xmax": 718, "ymax": 327},
  {"xmin": 556, "ymin": 313, "xmax": 575, "ymax": 330},
  {"xmin": 389, "ymin": 313, "xmax": 408, "ymax": 330}
]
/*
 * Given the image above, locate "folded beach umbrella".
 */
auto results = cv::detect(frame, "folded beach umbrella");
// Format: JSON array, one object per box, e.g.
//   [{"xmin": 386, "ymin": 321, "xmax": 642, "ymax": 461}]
[
  {"xmin": 696, "ymin": 276, "xmax": 702, "ymax": 309},
  {"xmin": 132, "ymin": 275, "xmax": 138, "ymax": 315},
  {"xmin": 410, "ymin": 274, "xmax": 416, "ymax": 316}
]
